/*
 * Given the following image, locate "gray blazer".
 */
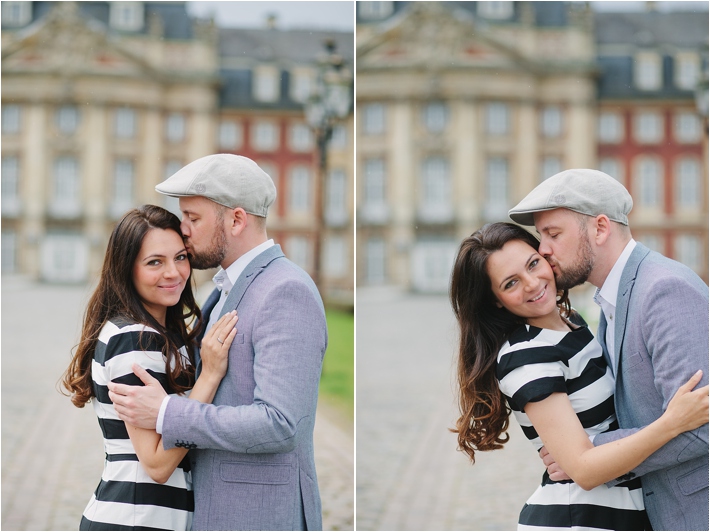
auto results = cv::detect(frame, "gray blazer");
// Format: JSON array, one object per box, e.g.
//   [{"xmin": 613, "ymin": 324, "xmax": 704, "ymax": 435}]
[
  {"xmin": 162, "ymin": 245, "xmax": 327, "ymax": 531},
  {"xmin": 593, "ymin": 243, "xmax": 709, "ymax": 531}
]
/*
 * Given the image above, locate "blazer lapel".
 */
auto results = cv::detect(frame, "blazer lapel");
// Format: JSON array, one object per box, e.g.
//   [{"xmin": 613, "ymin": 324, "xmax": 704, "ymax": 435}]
[
  {"xmin": 219, "ymin": 244, "xmax": 285, "ymax": 319},
  {"xmin": 614, "ymin": 243, "xmax": 650, "ymax": 375}
]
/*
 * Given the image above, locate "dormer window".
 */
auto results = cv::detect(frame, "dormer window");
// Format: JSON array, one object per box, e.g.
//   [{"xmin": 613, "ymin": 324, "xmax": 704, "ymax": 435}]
[
  {"xmin": 359, "ymin": 2, "xmax": 394, "ymax": 20},
  {"xmin": 2, "ymin": 2, "xmax": 32, "ymax": 27},
  {"xmin": 254, "ymin": 66, "xmax": 280, "ymax": 103},
  {"xmin": 110, "ymin": 2, "xmax": 144, "ymax": 32},
  {"xmin": 478, "ymin": 2, "xmax": 513, "ymax": 20},
  {"xmin": 635, "ymin": 52, "xmax": 662, "ymax": 91}
]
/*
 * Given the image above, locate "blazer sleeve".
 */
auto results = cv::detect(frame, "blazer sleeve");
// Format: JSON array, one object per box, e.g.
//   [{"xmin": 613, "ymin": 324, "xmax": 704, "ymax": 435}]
[
  {"xmin": 161, "ymin": 276, "xmax": 327, "ymax": 453},
  {"xmin": 593, "ymin": 273, "xmax": 709, "ymax": 482}
]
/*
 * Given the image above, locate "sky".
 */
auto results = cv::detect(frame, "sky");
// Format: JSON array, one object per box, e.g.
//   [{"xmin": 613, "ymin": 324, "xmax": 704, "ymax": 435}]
[
  {"xmin": 186, "ymin": 1, "xmax": 707, "ymax": 31},
  {"xmin": 186, "ymin": 1, "xmax": 354, "ymax": 31}
]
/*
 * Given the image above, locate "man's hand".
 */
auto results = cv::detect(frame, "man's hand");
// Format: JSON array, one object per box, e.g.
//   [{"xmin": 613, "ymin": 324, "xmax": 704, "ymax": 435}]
[
  {"xmin": 107, "ymin": 364, "xmax": 167, "ymax": 430},
  {"xmin": 539, "ymin": 446, "xmax": 572, "ymax": 481}
]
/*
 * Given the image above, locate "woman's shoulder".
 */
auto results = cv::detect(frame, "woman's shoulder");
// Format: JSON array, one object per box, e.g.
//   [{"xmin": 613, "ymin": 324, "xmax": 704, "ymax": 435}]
[{"xmin": 95, "ymin": 317, "xmax": 164, "ymax": 362}]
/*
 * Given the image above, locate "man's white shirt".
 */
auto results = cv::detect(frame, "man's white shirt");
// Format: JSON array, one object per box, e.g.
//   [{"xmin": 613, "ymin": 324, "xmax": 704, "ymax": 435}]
[
  {"xmin": 155, "ymin": 239, "xmax": 275, "ymax": 434},
  {"xmin": 593, "ymin": 239, "xmax": 636, "ymax": 377}
]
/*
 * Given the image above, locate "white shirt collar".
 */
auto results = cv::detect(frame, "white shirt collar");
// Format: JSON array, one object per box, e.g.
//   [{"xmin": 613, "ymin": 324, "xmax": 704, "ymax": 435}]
[
  {"xmin": 594, "ymin": 239, "xmax": 636, "ymax": 309},
  {"xmin": 212, "ymin": 239, "xmax": 275, "ymax": 292}
]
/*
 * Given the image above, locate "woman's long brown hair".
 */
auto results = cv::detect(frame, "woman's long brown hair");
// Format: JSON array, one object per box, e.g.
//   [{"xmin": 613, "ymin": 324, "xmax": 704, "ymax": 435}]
[
  {"xmin": 62, "ymin": 205, "xmax": 202, "ymax": 408},
  {"xmin": 449, "ymin": 222, "xmax": 571, "ymax": 463}
]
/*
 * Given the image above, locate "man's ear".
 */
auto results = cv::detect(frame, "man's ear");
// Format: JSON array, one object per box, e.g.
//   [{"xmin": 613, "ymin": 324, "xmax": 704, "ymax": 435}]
[
  {"xmin": 592, "ymin": 214, "xmax": 612, "ymax": 245},
  {"xmin": 229, "ymin": 207, "xmax": 248, "ymax": 236}
]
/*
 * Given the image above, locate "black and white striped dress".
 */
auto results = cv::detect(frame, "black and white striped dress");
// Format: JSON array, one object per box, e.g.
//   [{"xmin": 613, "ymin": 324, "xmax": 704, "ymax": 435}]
[
  {"xmin": 80, "ymin": 318, "xmax": 194, "ymax": 531},
  {"xmin": 497, "ymin": 323, "xmax": 650, "ymax": 531}
]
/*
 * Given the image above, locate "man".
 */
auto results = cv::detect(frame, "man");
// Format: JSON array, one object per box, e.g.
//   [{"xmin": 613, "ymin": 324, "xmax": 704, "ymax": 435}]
[
  {"xmin": 108, "ymin": 154, "xmax": 327, "ymax": 530},
  {"xmin": 508, "ymin": 168, "xmax": 709, "ymax": 531}
]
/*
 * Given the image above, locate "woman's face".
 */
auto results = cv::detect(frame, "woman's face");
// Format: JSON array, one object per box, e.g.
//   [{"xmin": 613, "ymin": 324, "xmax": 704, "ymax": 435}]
[
  {"xmin": 486, "ymin": 239, "xmax": 559, "ymax": 326},
  {"xmin": 132, "ymin": 228, "xmax": 190, "ymax": 325}
]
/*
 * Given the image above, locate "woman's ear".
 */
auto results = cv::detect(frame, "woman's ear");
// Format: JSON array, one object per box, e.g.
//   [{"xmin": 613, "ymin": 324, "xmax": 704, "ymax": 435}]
[{"xmin": 494, "ymin": 300, "xmax": 503, "ymax": 309}]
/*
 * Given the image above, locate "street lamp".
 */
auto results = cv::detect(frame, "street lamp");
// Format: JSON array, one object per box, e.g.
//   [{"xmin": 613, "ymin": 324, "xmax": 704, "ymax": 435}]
[{"xmin": 305, "ymin": 39, "xmax": 352, "ymax": 294}]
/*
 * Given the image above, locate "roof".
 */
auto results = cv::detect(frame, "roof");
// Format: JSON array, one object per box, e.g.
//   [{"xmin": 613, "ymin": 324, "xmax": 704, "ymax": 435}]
[{"xmin": 594, "ymin": 10, "xmax": 708, "ymax": 49}]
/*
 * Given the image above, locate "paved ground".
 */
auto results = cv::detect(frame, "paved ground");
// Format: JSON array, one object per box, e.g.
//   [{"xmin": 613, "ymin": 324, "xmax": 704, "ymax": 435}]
[
  {"xmin": 1, "ymin": 277, "xmax": 353, "ymax": 531},
  {"xmin": 356, "ymin": 287, "xmax": 543, "ymax": 531}
]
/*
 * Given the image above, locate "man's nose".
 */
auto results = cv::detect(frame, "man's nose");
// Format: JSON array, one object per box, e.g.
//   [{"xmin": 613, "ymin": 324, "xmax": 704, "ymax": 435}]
[
  {"xmin": 180, "ymin": 220, "xmax": 190, "ymax": 237},
  {"xmin": 538, "ymin": 238, "xmax": 552, "ymax": 257}
]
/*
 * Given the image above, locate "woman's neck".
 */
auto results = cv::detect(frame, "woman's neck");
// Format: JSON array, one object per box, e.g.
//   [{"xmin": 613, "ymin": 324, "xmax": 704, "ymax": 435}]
[{"xmin": 527, "ymin": 310, "xmax": 569, "ymax": 332}]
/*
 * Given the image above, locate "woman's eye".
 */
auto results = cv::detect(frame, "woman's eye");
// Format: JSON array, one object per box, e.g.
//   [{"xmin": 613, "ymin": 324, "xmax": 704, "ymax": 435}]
[
  {"xmin": 529, "ymin": 259, "xmax": 539, "ymax": 269},
  {"xmin": 504, "ymin": 279, "xmax": 516, "ymax": 290},
  {"xmin": 147, "ymin": 259, "xmax": 161, "ymax": 266},
  {"xmin": 176, "ymin": 253, "xmax": 188, "ymax": 261}
]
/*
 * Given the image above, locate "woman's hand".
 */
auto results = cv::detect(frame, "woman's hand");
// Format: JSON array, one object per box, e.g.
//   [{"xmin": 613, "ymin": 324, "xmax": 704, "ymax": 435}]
[
  {"xmin": 199, "ymin": 311, "xmax": 238, "ymax": 381},
  {"xmin": 662, "ymin": 370, "xmax": 709, "ymax": 437}
]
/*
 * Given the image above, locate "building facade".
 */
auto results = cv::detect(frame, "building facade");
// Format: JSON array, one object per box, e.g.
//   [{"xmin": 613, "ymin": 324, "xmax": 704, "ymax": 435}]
[
  {"xmin": 357, "ymin": 1, "xmax": 598, "ymax": 292},
  {"xmin": 595, "ymin": 9, "xmax": 709, "ymax": 281},
  {"xmin": 1, "ymin": 1, "xmax": 354, "ymax": 304}
]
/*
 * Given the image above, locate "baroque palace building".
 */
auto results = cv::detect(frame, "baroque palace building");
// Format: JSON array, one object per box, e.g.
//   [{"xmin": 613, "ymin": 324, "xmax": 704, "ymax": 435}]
[
  {"xmin": 1, "ymin": 1, "xmax": 354, "ymax": 304},
  {"xmin": 356, "ymin": 1, "xmax": 708, "ymax": 293}
]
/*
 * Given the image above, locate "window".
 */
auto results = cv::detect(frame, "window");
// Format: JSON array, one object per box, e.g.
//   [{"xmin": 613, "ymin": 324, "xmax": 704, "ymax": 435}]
[
  {"xmin": 251, "ymin": 121, "xmax": 279, "ymax": 151},
  {"xmin": 675, "ymin": 54, "xmax": 699, "ymax": 90},
  {"xmin": 634, "ymin": 112, "xmax": 663, "ymax": 144},
  {"xmin": 362, "ymin": 103, "xmax": 385, "ymax": 135},
  {"xmin": 485, "ymin": 102, "xmax": 509, "ymax": 136},
  {"xmin": 419, "ymin": 157, "xmax": 452, "ymax": 222},
  {"xmin": 675, "ymin": 234, "xmax": 701, "ymax": 272},
  {"xmin": 289, "ymin": 123, "xmax": 313, "ymax": 152},
  {"xmin": 286, "ymin": 236, "xmax": 311, "ymax": 271},
  {"xmin": 163, "ymin": 160, "xmax": 183, "ymax": 217},
  {"xmin": 478, "ymin": 1, "xmax": 514, "ymax": 19},
  {"xmin": 51, "ymin": 156, "xmax": 81, "ymax": 216},
  {"xmin": 324, "ymin": 236, "xmax": 347, "ymax": 278},
  {"xmin": 485, "ymin": 157, "xmax": 509, "ymax": 217},
  {"xmin": 599, "ymin": 158, "xmax": 624, "ymax": 186},
  {"xmin": 422, "ymin": 101, "xmax": 448, "ymax": 134},
  {"xmin": 635, "ymin": 157, "xmax": 662, "ymax": 208},
  {"xmin": 40, "ymin": 233, "xmax": 89, "ymax": 283},
  {"xmin": 218, "ymin": 121, "xmax": 243, "ymax": 150},
  {"xmin": 1, "ymin": 231, "xmax": 17, "ymax": 274},
  {"xmin": 675, "ymin": 157, "xmax": 700, "ymax": 209},
  {"xmin": 0, "ymin": 155, "xmax": 20, "ymax": 216},
  {"xmin": 541, "ymin": 106, "xmax": 562, "ymax": 138},
  {"xmin": 329, "ymin": 124, "xmax": 347, "ymax": 149},
  {"xmin": 254, "ymin": 66, "xmax": 280, "ymax": 103},
  {"xmin": 411, "ymin": 241, "xmax": 459, "ymax": 293},
  {"xmin": 289, "ymin": 166, "xmax": 311, "ymax": 212},
  {"xmin": 359, "ymin": 1, "xmax": 394, "ymax": 20},
  {"xmin": 2, "ymin": 2, "xmax": 31, "ymax": 27},
  {"xmin": 110, "ymin": 2, "xmax": 144, "ymax": 31},
  {"xmin": 637, "ymin": 234, "xmax": 663, "ymax": 254},
  {"xmin": 540, "ymin": 156, "xmax": 562, "ymax": 183},
  {"xmin": 366, "ymin": 237, "xmax": 386, "ymax": 283},
  {"xmin": 56, "ymin": 105, "xmax": 79, "ymax": 134},
  {"xmin": 166, "ymin": 113, "xmax": 185, "ymax": 143},
  {"xmin": 674, "ymin": 112, "xmax": 701, "ymax": 143},
  {"xmin": 114, "ymin": 107, "xmax": 136, "ymax": 138},
  {"xmin": 363, "ymin": 158, "xmax": 385, "ymax": 206},
  {"xmin": 635, "ymin": 53, "xmax": 662, "ymax": 91},
  {"xmin": 290, "ymin": 69, "xmax": 313, "ymax": 103},
  {"xmin": 325, "ymin": 169, "xmax": 348, "ymax": 226},
  {"xmin": 111, "ymin": 159, "xmax": 134, "ymax": 217},
  {"xmin": 2, "ymin": 156, "xmax": 20, "ymax": 215},
  {"xmin": 2, "ymin": 104, "xmax": 21, "ymax": 134},
  {"xmin": 598, "ymin": 112, "xmax": 624, "ymax": 143}
]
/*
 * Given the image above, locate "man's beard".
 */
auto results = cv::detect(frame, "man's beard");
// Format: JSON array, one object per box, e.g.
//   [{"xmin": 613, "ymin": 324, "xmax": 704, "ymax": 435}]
[
  {"xmin": 187, "ymin": 224, "xmax": 228, "ymax": 270},
  {"xmin": 554, "ymin": 231, "xmax": 595, "ymax": 290}
]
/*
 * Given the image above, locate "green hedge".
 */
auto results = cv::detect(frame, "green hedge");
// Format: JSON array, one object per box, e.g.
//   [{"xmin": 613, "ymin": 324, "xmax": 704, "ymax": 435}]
[{"xmin": 319, "ymin": 308, "xmax": 354, "ymax": 419}]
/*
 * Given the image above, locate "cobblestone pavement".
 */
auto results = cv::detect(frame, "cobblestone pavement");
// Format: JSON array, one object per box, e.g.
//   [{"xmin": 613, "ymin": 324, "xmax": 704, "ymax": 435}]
[
  {"xmin": 1, "ymin": 277, "xmax": 353, "ymax": 531},
  {"xmin": 356, "ymin": 287, "xmax": 543, "ymax": 531}
]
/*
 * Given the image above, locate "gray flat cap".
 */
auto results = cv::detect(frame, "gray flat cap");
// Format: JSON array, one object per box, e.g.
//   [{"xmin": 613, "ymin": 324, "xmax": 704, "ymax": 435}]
[
  {"xmin": 509, "ymin": 168, "xmax": 633, "ymax": 226},
  {"xmin": 155, "ymin": 154, "xmax": 276, "ymax": 216}
]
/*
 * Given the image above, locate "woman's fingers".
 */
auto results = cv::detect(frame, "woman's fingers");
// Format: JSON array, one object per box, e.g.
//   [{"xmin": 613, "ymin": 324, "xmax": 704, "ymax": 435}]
[{"xmin": 680, "ymin": 370, "xmax": 704, "ymax": 394}]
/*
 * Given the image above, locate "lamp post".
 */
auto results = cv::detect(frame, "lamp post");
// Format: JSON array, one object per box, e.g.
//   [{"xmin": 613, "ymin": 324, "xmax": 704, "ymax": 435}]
[{"xmin": 304, "ymin": 39, "xmax": 352, "ymax": 294}]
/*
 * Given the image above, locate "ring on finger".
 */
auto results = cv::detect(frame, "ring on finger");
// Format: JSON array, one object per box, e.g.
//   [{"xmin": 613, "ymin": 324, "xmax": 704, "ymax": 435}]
[{"xmin": 217, "ymin": 337, "xmax": 224, "ymax": 344}]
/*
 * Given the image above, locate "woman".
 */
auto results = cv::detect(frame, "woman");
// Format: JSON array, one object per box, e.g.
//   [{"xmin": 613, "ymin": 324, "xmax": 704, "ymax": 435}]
[
  {"xmin": 450, "ymin": 222, "xmax": 708, "ymax": 531},
  {"xmin": 62, "ymin": 205, "xmax": 238, "ymax": 531}
]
